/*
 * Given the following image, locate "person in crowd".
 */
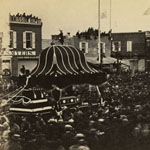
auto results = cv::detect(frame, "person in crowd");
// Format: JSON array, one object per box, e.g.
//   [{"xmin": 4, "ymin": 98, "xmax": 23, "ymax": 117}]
[
  {"xmin": 18, "ymin": 65, "xmax": 27, "ymax": 87},
  {"xmin": 2, "ymin": 71, "xmax": 150, "ymax": 150}
]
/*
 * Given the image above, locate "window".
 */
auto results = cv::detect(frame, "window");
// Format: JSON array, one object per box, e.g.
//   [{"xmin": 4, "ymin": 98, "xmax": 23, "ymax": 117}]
[
  {"xmin": 79, "ymin": 42, "xmax": 88, "ymax": 53},
  {"xmin": 81, "ymin": 43, "xmax": 86, "ymax": 53},
  {"xmin": 9, "ymin": 31, "xmax": 17, "ymax": 49},
  {"xmin": 146, "ymin": 39, "xmax": 150, "ymax": 47},
  {"xmin": 10, "ymin": 32, "xmax": 13, "ymax": 48},
  {"xmin": 112, "ymin": 41, "xmax": 121, "ymax": 52},
  {"xmin": 23, "ymin": 31, "xmax": 35, "ymax": 49},
  {"xmin": 127, "ymin": 41, "xmax": 132, "ymax": 52},
  {"xmin": 26, "ymin": 33, "xmax": 32, "ymax": 48}
]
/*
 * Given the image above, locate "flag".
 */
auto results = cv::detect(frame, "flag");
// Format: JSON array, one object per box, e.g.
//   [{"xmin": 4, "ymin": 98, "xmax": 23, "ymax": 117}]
[{"xmin": 144, "ymin": 8, "xmax": 150, "ymax": 15}]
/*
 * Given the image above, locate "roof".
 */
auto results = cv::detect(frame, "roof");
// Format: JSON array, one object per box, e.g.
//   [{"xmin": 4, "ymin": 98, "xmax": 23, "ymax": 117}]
[
  {"xmin": 87, "ymin": 56, "xmax": 117, "ymax": 64},
  {"xmin": 31, "ymin": 45, "xmax": 99, "ymax": 76},
  {"xmin": 112, "ymin": 31, "xmax": 145, "ymax": 35},
  {"xmin": 29, "ymin": 45, "xmax": 106, "ymax": 88}
]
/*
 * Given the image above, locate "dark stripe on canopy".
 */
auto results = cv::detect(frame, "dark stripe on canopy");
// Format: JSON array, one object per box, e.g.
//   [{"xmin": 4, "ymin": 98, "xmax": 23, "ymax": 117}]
[
  {"xmin": 70, "ymin": 46, "xmax": 97, "ymax": 73},
  {"xmin": 31, "ymin": 47, "xmax": 51, "ymax": 75},
  {"xmin": 31, "ymin": 45, "xmax": 101, "ymax": 77},
  {"xmin": 56, "ymin": 46, "xmax": 78, "ymax": 74}
]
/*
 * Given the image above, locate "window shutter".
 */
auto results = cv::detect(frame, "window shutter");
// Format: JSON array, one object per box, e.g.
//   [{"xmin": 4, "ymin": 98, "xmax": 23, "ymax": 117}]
[
  {"xmin": 103, "ymin": 43, "xmax": 106, "ymax": 53},
  {"xmin": 112, "ymin": 42, "xmax": 115, "ymax": 52},
  {"xmin": 23, "ymin": 32, "xmax": 26, "ymax": 49},
  {"xmin": 118, "ymin": 41, "xmax": 121, "ymax": 51},
  {"xmin": 127, "ymin": 41, "xmax": 132, "ymax": 52},
  {"xmin": 85, "ymin": 42, "xmax": 88, "ymax": 53},
  {"xmin": 130, "ymin": 41, "xmax": 132, "ymax": 52},
  {"xmin": 32, "ymin": 32, "xmax": 35, "ymax": 49},
  {"xmin": 13, "ymin": 31, "xmax": 17, "ymax": 48},
  {"xmin": 79, "ymin": 42, "xmax": 82, "ymax": 50}
]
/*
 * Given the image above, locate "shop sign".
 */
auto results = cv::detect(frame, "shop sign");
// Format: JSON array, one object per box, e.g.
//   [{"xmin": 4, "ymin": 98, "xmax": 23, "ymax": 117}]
[{"xmin": 11, "ymin": 51, "xmax": 36, "ymax": 56}]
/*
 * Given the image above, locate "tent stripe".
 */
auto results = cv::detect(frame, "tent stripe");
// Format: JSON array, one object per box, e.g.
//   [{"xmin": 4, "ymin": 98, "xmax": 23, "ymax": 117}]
[
  {"xmin": 38, "ymin": 46, "xmax": 51, "ymax": 75},
  {"xmin": 53, "ymin": 46, "xmax": 67, "ymax": 75},
  {"xmin": 29, "ymin": 99, "xmax": 48, "ymax": 104},
  {"xmin": 30, "ymin": 45, "xmax": 103, "ymax": 77},
  {"xmin": 56, "ymin": 46, "xmax": 73, "ymax": 74},
  {"xmin": 42, "ymin": 48, "xmax": 54, "ymax": 75},
  {"xmin": 45, "ymin": 62, "xmax": 54, "ymax": 75},
  {"xmin": 60, "ymin": 46, "xmax": 78, "ymax": 74},
  {"xmin": 57, "ymin": 70, "xmax": 62, "ymax": 75},
  {"xmin": 70, "ymin": 46, "xmax": 91, "ymax": 73},
  {"xmin": 82, "ymin": 53, "xmax": 97, "ymax": 73},
  {"xmin": 45, "ymin": 49, "xmax": 54, "ymax": 75},
  {"xmin": 31, "ymin": 47, "xmax": 50, "ymax": 76},
  {"xmin": 10, "ymin": 106, "xmax": 52, "ymax": 113},
  {"xmin": 83, "ymin": 53, "xmax": 98, "ymax": 73},
  {"xmin": 65, "ymin": 46, "xmax": 79, "ymax": 70}
]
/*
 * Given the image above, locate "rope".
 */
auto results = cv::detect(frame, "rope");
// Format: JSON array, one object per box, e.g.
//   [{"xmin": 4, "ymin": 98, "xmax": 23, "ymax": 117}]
[{"xmin": 2, "ymin": 87, "xmax": 22, "ymax": 99}]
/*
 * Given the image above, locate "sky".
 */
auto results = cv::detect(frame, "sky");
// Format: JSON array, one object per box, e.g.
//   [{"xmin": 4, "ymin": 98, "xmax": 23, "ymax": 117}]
[{"xmin": 1, "ymin": 0, "xmax": 150, "ymax": 43}]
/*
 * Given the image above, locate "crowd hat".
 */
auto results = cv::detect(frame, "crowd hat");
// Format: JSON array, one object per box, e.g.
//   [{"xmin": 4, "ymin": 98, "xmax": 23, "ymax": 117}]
[
  {"xmin": 78, "ymin": 139, "xmax": 87, "ymax": 145},
  {"xmin": 98, "ymin": 118, "xmax": 105, "ymax": 122},
  {"xmin": 90, "ymin": 128, "xmax": 97, "ymax": 133},
  {"xmin": 48, "ymin": 118, "xmax": 57, "ymax": 123},
  {"xmin": 79, "ymin": 145, "xmax": 90, "ymax": 150},
  {"xmin": 75, "ymin": 133, "xmax": 85, "ymax": 138},
  {"xmin": 68, "ymin": 119, "xmax": 74, "ymax": 123},
  {"xmin": 65, "ymin": 124, "xmax": 73, "ymax": 131}
]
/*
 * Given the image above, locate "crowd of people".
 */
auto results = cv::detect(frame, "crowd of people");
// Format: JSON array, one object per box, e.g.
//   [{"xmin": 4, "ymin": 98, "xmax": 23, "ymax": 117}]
[{"xmin": 1, "ymin": 71, "xmax": 150, "ymax": 150}]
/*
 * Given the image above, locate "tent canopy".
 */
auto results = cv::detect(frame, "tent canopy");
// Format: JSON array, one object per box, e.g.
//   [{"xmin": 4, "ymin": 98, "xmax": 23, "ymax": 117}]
[
  {"xmin": 87, "ymin": 56, "xmax": 118, "ymax": 64},
  {"xmin": 87, "ymin": 56, "xmax": 130, "ymax": 67},
  {"xmin": 31, "ymin": 45, "xmax": 99, "ymax": 76},
  {"xmin": 8, "ymin": 45, "xmax": 107, "ymax": 114},
  {"xmin": 29, "ymin": 45, "xmax": 107, "ymax": 89}
]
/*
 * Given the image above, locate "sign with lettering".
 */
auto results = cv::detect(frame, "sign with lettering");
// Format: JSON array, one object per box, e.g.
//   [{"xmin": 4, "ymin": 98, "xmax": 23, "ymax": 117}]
[
  {"xmin": 11, "ymin": 51, "xmax": 36, "ymax": 56},
  {"xmin": 10, "ymin": 14, "xmax": 42, "ymax": 25}
]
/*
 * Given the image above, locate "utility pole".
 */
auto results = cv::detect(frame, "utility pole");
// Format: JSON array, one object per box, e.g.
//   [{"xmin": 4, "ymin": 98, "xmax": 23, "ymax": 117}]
[
  {"xmin": 98, "ymin": 0, "xmax": 102, "ymax": 66},
  {"xmin": 110, "ymin": 0, "xmax": 112, "ymax": 30}
]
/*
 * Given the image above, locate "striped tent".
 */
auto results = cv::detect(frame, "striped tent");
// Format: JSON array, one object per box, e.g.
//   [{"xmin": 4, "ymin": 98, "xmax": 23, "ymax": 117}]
[
  {"xmin": 29, "ymin": 45, "xmax": 107, "ymax": 89},
  {"xmin": 8, "ymin": 45, "xmax": 106, "ymax": 114}
]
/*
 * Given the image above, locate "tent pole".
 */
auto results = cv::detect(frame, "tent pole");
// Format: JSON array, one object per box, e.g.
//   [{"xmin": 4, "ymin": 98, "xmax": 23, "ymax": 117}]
[{"xmin": 98, "ymin": 0, "xmax": 101, "ymax": 66}]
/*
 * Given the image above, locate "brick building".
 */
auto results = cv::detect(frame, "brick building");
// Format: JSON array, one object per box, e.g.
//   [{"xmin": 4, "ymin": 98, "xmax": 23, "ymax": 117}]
[
  {"xmin": 111, "ymin": 31, "xmax": 150, "ymax": 71},
  {"xmin": 0, "ymin": 32, "xmax": 3, "ymax": 76},
  {"xmin": 51, "ymin": 32, "xmax": 112, "ymax": 64},
  {"xmin": 8, "ymin": 13, "xmax": 42, "ymax": 76},
  {"xmin": 71, "ymin": 34, "xmax": 111, "ymax": 58},
  {"xmin": 0, "ymin": 32, "xmax": 2, "ymax": 49}
]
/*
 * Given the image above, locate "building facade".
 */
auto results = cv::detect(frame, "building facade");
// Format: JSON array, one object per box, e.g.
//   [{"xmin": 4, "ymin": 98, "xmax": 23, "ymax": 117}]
[
  {"xmin": 71, "ymin": 34, "xmax": 111, "ymax": 59},
  {"xmin": 51, "ymin": 32, "xmax": 112, "ymax": 62},
  {"xmin": 0, "ymin": 32, "xmax": 3, "ymax": 76},
  {"xmin": 8, "ymin": 13, "xmax": 42, "ymax": 76},
  {"xmin": 111, "ymin": 31, "xmax": 150, "ymax": 71}
]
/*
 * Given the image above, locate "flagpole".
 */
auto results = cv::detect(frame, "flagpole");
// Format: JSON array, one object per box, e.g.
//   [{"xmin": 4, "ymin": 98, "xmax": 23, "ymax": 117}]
[
  {"xmin": 98, "ymin": 0, "xmax": 101, "ymax": 65},
  {"xmin": 110, "ymin": 0, "xmax": 112, "ymax": 30}
]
